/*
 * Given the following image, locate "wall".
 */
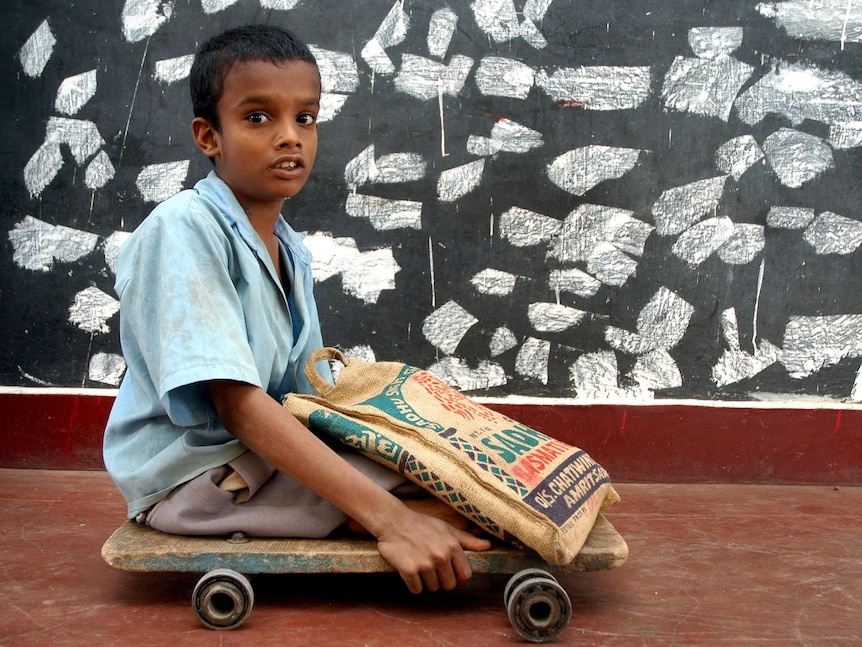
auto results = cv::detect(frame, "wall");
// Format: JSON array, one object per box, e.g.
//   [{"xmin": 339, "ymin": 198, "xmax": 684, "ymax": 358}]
[{"xmin": 2, "ymin": 1, "xmax": 861, "ymax": 480}]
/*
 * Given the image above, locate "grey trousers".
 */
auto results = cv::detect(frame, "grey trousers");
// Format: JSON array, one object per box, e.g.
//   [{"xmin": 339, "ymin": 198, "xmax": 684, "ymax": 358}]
[{"xmin": 144, "ymin": 448, "xmax": 408, "ymax": 538}]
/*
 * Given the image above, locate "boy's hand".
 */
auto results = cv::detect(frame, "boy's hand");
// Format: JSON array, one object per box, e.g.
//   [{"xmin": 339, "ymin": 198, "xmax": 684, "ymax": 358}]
[{"xmin": 374, "ymin": 506, "xmax": 492, "ymax": 594}]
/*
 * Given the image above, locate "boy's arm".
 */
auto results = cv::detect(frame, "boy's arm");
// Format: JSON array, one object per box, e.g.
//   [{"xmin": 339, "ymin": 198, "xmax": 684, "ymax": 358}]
[{"xmin": 208, "ymin": 379, "xmax": 491, "ymax": 593}]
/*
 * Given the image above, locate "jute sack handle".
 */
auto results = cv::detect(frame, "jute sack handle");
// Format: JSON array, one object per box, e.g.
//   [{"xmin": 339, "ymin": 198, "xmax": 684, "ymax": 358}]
[{"xmin": 304, "ymin": 346, "xmax": 349, "ymax": 397}]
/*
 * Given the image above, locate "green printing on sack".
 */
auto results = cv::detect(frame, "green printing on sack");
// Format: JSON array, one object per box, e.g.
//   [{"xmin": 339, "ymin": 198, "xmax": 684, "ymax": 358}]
[
  {"xmin": 307, "ymin": 409, "xmax": 403, "ymax": 465},
  {"xmin": 360, "ymin": 369, "xmax": 529, "ymax": 497}
]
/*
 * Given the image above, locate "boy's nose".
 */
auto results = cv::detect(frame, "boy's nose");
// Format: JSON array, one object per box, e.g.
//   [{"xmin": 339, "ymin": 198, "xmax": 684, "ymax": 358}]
[{"xmin": 275, "ymin": 124, "xmax": 301, "ymax": 148}]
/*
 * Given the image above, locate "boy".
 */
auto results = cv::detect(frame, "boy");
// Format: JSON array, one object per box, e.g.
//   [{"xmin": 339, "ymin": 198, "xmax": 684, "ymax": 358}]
[{"xmin": 104, "ymin": 24, "xmax": 489, "ymax": 594}]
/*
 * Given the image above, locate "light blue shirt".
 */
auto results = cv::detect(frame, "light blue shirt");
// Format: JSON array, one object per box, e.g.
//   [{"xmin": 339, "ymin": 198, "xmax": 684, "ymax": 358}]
[{"xmin": 104, "ymin": 171, "xmax": 331, "ymax": 517}]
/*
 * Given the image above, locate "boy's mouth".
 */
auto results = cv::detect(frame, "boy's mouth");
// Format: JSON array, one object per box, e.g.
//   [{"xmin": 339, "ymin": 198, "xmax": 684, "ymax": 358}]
[{"xmin": 275, "ymin": 160, "xmax": 300, "ymax": 170}]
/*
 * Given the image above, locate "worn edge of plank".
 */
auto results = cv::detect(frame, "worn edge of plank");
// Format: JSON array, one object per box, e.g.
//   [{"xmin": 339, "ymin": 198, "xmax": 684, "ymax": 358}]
[{"xmin": 102, "ymin": 513, "xmax": 627, "ymax": 575}]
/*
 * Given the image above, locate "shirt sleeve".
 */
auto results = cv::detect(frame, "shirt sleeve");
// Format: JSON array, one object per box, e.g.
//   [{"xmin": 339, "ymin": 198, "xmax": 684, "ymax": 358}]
[{"xmin": 116, "ymin": 195, "xmax": 261, "ymax": 427}]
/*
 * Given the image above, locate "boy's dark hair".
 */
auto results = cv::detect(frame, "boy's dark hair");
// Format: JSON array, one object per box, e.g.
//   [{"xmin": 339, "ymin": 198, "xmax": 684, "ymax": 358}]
[{"xmin": 190, "ymin": 24, "xmax": 318, "ymax": 132}]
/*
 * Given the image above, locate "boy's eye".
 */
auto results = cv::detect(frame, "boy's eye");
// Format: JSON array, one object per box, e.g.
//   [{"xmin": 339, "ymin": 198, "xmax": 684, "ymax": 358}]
[
  {"xmin": 247, "ymin": 112, "xmax": 269, "ymax": 124},
  {"xmin": 298, "ymin": 113, "xmax": 317, "ymax": 125}
]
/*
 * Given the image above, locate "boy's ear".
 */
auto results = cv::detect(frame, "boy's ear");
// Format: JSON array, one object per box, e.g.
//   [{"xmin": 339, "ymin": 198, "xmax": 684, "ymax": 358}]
[{"xmin": 192, "ymin": 117, "xmax": 220, "ymax": 159}]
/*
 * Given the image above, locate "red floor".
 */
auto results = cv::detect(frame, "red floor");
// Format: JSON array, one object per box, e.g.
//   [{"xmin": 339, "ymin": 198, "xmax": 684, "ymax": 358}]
[{"xmin": 1, "ymin": 469, "xmax": 860, "ymax": 646}]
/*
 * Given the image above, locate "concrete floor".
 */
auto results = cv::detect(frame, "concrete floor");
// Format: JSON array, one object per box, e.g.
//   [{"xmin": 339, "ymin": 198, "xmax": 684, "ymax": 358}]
[{"xmin": 1, "ymin": 469, "xmax": 860, "ymax": 646}]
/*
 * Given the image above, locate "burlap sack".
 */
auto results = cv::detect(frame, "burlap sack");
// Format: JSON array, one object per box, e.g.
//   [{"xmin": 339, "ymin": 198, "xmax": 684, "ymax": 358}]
[{"xmin": 284, "ymin": 348, "xmax": 619, "ymax": 565}]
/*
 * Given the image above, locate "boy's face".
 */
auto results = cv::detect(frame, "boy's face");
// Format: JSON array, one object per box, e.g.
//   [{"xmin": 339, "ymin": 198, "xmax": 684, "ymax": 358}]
[{"xmin": 193, "ymin": 59, "xmax": 320, "ymax": 214}]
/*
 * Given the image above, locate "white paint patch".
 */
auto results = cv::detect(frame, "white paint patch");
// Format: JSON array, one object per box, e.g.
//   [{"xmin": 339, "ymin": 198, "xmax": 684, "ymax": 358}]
[
  {"xmin": 766, "ymin": 206, "xmax": 815, "ymax": 229},
  {"xmin": 549, "ymin": 203, "xmax": 654, "ymax": 263},
  {"xmin": 713, "ymin": 308, "xmax": 781, "ymax": 387},
  {"xmin": 762, "ymin": 128, "xmax": 834, "ymax": 188},
  {"xmin": 345, "ymin": 145, "xmax": 377, "ymax": 187},
  {"xmin": 136, "ymin": 160, "xmax": 189, "ymax": 202},
  {"xmin": 26, "ymin": 116, "xmax": 107, "ymax": 196},
  {"xmin": 154, "ymin": 54, "xmax": 194, "ymax": 84},
  {"xmin": 570, "ymin": 351, "xmax": 639, "ymax": 400},
  {"xmin": 688, "ymin": 27, "xmax": 745, "ymax": 59},
  {"xmin": 652, "ymin": 175, "xmax": 728, "ymax": 236},
  {"xmin": 515, "ymin": 337, "xmax": 551, "ymax": 384},
  {"xmin": 714, "ymin": 135, "xmax": 764, "ymax": 180},
  {"xmin": 547, "ymin": 146, "xmax": 642, "ymax": 196},
  {"xmin": 470, "ymin": 0, "xmax": 548, "ymax": 47},
  {"xmin": 782, "ymin": 314, "xmax": 862, "ymax": 378},
  {"xmin": 88, "ymin": 352, "xmax": 126, "ymax": 386},
  {"xmin": 18, "ymin": 19, "xmax": 56, "ymax": 78},
  {"xmin": 394, "ymin": 54, "xmax": 474, "ymax": 101},
  {"xmin": 200, "ymin": 0, "xmax": 239, "ymax": 14},
  {"xmin": 474, "ymin": 57, "xmax": 535, "ymax": 99},
  {"xmin": 360, "ymin": 39, "xmax": 394, "ymax": 76},
  {"xmin": 259, "ymin": 0, "xmax": 301, "ymax": 8},
  {"xmin": 587, "ymin": 243, "xmax": 639, "ymax": 287},
  {"xmin": 721, "ymin": 307, "xmax": 742, "ymax": 351},
  {"xmin": 329, "ymin": 344, "xmax": 377, "ymax": 384},
  {"xmin": 672, "ymin": 216, "xmax": 736, "ymax": 266},
  {"xmin": 9, "ymin": 216, "xmax": 100, "ymax": 272},
  {"xmin": 69, "ymin": 286, "xmax": 120, "ymax": 334},
  {"xmin": 803, "ymin": 211, "xmax": 862, "ymax": 254},
  {"xmin": 549, "ymin": 268, "xmax": 602, "ymax": 298},
  {"xmin": 345, "ymin": 193, "xmax": 422, "ymax": 231},
  {"xmin": 630, "ymin": 349, "xmax": 682, "ymax": 393},
  {"xmin": 471, "ymin": 268, "xmax": 517, "ymax": 296},
  {"xmin": 757, "ymin": 0, "xmax": 862, "ymax": 43},
  {"xmin": 24, "ymin": 142, "xmax": 64, "ymax": 198},
  {"xmin": 376, "ymin": 152, "xmax": 428, "ymax": 183},
  {"xmin": 426, "ymin": 357, "xmax": 507, "ymax": 390},
  {"xmin": 318, "ymin": 93, "xmax": 350, "ymax": 123},
  {"xmin": 536, "ymin": 66, "xmax": 651, "ymax": 110},
  {"xmin": 467, "ymin": 118, "xmax": 544, "ymax": 156},
  {"xmin": 48, "ymin": 117, "xmax": 105, "ymax": 165},
  {"xmin": 718, "ymin": 223, "xmax": 766, "ymax": 265},
  {"xmin": 490, "ymin": 326, "xmax": 518, "ymax": 356},
  {"xmin": 304, "ymin": 232, "xmax": 401, "ymax": 305},
  {"xmin": 345, "ymin": 145, "xmax": 427, "ymax": 186},
  {"xmin": 309, "ymin": 46, "xmax": 359, "ymax": 94},
  {"xmin": 528, "ymin": 302, "xmax": 586, "ymax": 333},
  {"xmin": 103, "ymin": 231, "xmax": 131, "ymax": 276},
  {"xmin": 499, "ymin": 206, "xmax": 561, "ymax": 247},
  {"xmin": 428, "ymin": 8, "xmax": 458, "ymax": 59},
  {"xmin": 122, "ymin": 0, "xmax": 174, "ymax": 43},
  {"xmin": 331, "ymin": 344, "xmax": 377, "ymax": 383},
  {"xmin": 853, "ymin": 366, "xmax": 862, "ymax": 401},
  {"xmin": 524, "ymin": 0, "xmax": 554, "ymax": 22},
  {"xmin": 472, "ymin": 0, "xmax": 523, "ymax": 43},
  {"xmin": 735, "ymin": 61, "xmax": 862, "ymax": 127},
  {"xmin": 344, "ymin": 344, "xmax": 377, "ymax": 363},
  {"xmin": 437, "ymin": 159, "xmax": 485, "ymax": 202},
  {"xmin": 606, "ymin": 287, "xmax": 694, "ymax": 355},
  {"xmin": 519, "ymin": 17, "xmax": 548, "ymax": 49},
  {"xmin": 830, "ymin": 121, "xmax": 862, "ymax": 148},
  {"xmin": 55, "ymin": 69, "xmax": 97, "ymax": 116},
  {"xmin": 361, "ymin": 1, "xmax": 410, "ymax": 75},
  {"xmin": 422, "ymin": 300, "xmax": 478, "ymax": 355},
  {"xmin": 85, "ymin": 150, "xmax": 116, "ymax": 190},
  {"xmin": 662, "ymin": 56, "xmax": 754, "ymax": 121}
]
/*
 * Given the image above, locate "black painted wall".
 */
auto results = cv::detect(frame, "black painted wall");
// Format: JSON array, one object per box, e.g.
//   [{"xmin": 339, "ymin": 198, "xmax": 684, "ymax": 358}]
[{"xmin": 3, "ymin": 0, "xmax": 862, "ymax": 401}]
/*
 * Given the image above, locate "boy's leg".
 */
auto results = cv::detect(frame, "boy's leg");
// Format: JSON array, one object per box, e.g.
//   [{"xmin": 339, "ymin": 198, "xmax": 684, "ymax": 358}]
[{"xmin": 144, "ymin": 448, "xmax": 406, "ymax": 538}]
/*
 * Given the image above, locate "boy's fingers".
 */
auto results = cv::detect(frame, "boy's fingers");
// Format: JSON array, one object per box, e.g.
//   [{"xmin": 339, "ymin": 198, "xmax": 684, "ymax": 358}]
[
  {"xmin": 455, "ymin": 528, "xmax": 493, "ymax": 552},
  {"xmin": 402, "ymin": 572, "xmax": 423, "ymax": 595}
]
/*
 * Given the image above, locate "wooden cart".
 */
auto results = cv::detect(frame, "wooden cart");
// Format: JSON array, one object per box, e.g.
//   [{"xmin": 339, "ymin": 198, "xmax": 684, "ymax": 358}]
[{"xmin": 102, "ymin": 513, "xmax": 627, "ymax": 642}]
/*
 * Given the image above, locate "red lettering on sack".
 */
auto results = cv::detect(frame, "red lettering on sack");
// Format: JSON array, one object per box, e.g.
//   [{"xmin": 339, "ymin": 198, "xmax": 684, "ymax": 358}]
[{"xmin": 412, "ymin": 370, "xmax": 498, "ymax": 423}]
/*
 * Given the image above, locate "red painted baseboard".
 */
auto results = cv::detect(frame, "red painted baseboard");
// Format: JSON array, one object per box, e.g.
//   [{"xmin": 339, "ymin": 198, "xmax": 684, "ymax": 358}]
[{"xmin": 1, "ymin": 390, "xmax": 860, "ymax": 485}]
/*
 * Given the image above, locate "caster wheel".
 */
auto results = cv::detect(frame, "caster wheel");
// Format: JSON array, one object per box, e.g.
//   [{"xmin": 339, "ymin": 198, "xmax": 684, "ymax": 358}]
[
  {"xmin": 191, "ymin": 568, "xmax": 254, "ymax": 630},
  {"xmin": 505, "ymin": 569, "xmax": 572, "ymax": 643}
]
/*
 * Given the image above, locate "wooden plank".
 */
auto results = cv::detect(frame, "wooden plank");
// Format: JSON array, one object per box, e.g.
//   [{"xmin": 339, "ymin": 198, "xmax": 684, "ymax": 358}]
[{"xmin": 102, "ymin": 514, "xmax": 627, "ymax": 575}]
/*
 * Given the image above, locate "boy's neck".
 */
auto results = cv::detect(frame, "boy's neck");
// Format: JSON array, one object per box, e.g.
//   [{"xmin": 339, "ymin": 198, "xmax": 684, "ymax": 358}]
[{"xmin": 242, "ymin": 200, "xmax": 285, "ymax": 243}]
